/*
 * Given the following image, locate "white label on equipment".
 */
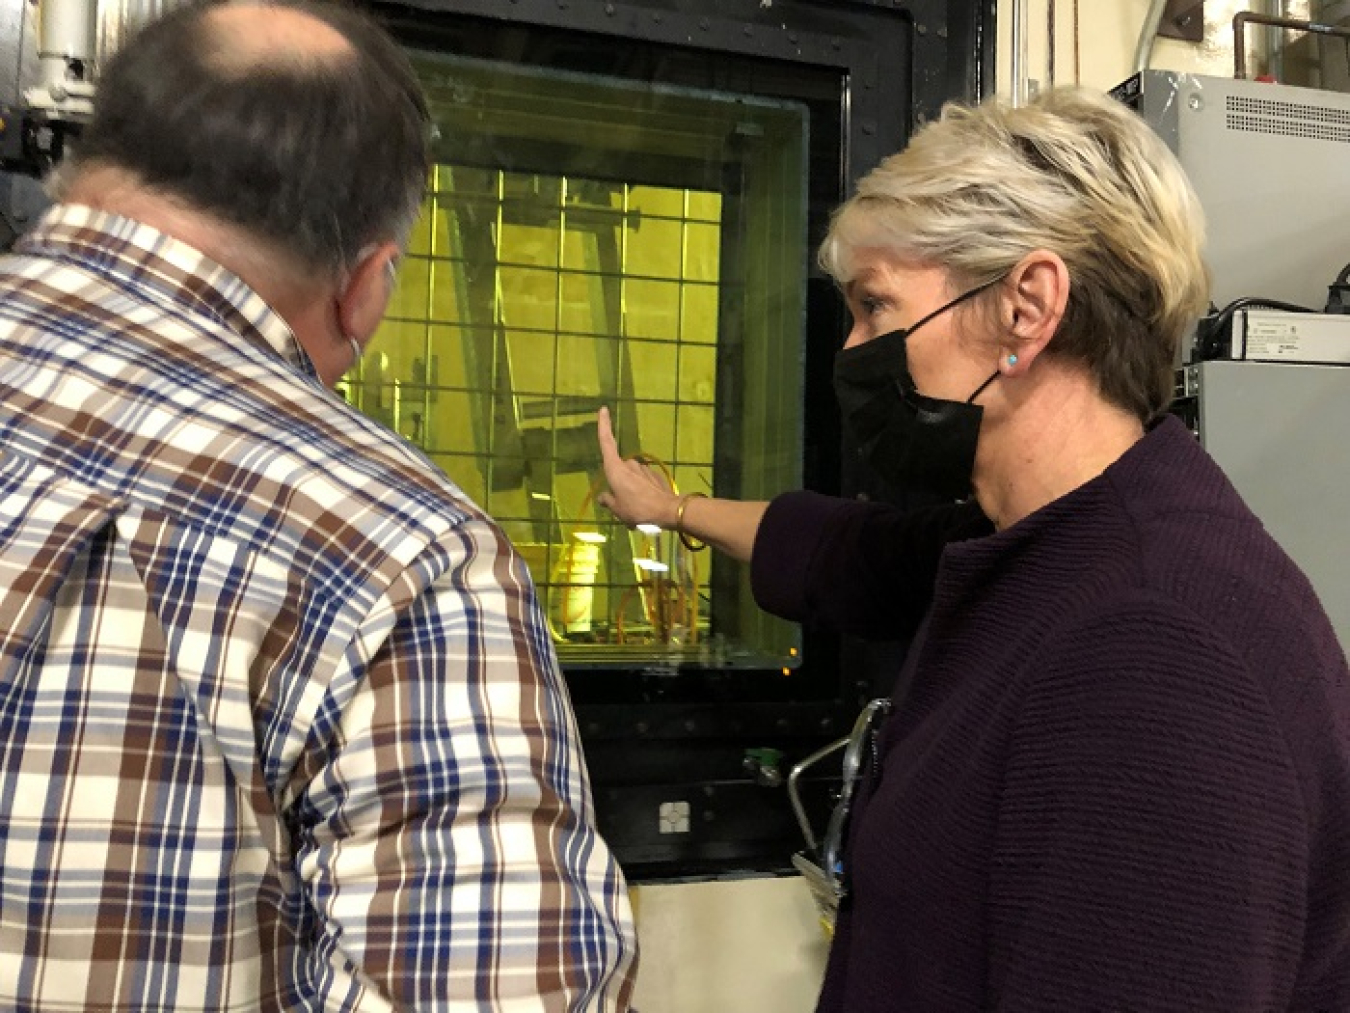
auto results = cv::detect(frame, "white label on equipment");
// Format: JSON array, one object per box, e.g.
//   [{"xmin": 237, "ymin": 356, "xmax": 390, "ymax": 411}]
[
  {"xmin": 1241, "ymin": 314, "xmax": 1350, "ymax": 364},
  {"xmin": 1246, "ymin": 320, "xmax": 1305, "ymax": 360}
]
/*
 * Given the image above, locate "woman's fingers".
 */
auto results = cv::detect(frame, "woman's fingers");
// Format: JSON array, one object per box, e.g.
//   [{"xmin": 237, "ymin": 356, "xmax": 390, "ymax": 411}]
[
  {"xmin": 595, "ymin": 407, "xmax": 676, "ymax": 527},
  {"xmin": 597, "ymin": 406, "xmax": 622, "ymax": 471}
]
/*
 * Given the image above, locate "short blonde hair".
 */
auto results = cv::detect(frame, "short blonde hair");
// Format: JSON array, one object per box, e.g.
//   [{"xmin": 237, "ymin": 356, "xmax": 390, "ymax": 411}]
[{"xmin": 819, "ymin": 86, "xmax": 1211, "ymax": 420}]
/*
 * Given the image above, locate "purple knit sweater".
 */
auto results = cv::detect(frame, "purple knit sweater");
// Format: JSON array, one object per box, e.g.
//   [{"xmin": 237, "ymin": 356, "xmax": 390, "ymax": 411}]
[{"xmin": 753, "ymin": 416, "xmax": 1350, "ymax": 1012}]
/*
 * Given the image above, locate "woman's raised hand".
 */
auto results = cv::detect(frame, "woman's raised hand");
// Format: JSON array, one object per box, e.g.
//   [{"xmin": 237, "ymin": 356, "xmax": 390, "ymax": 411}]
[{"xmin": 595, "ymin": 406, "xmax": 680, "ymax": 529}]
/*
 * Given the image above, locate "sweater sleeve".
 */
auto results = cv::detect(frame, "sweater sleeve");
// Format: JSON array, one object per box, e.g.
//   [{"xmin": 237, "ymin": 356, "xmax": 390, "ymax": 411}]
[
  {"xmin": 750, "ymin": 490, "xmax": 989, "ymax": 639},
  {"xmin": 987, "ymin": 596, "xmax": 1308, "ymax": 1012}
]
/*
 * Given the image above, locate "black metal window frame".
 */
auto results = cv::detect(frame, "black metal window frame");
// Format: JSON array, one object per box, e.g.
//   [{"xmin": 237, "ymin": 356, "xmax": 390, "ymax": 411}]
[
  {"xmin": 369, "ymin": 0, "xmax": 995, "ymax": 876},
  {"xmin": 377, "ymin": 0, "xmax": 995, "ymax": 180}
]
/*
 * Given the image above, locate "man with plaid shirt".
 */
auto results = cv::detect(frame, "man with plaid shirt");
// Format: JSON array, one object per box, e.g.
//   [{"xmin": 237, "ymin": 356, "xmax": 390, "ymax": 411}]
[{"xmin": 0, "ymin": 2, "xmax": 636, "ymax": 1009}]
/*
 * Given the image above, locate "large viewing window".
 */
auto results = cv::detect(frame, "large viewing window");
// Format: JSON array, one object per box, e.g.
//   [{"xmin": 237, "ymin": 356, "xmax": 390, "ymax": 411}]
[{"xmin": 340, "ymin": 52, "xmax": 808, "ymax": 672}]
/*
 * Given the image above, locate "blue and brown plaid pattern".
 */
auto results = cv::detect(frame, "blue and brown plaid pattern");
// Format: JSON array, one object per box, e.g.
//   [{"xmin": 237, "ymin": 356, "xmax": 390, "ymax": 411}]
[{"xmin": 0, "ymin": 205, "xmax": 636, "ymax": 1011}]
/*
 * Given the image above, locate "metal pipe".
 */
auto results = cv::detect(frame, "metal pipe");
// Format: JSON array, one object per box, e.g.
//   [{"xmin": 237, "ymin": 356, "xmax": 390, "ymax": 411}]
[
  {"xmin": 1233, "ymin": 11, "xmax": 1350, "ymax": 78},
  {"xmin": 1073, "ymin": 0, "xmax": 1081, "ymax": 84},
  {"xmin": 786, "ymin": 735, "xmax": 848, "ymax": 855},
  {"xmin": 1134, "ymin": 0, "xmax": 1170, "ymax": 74},
  {"xmin": 1047, "ymin": 0, "xmax": 1056, "ymax": 90},
  {"xmin": 27, "ymin": 0, "xmax": 97, "ymax": 117},
  {"xmin": 1010, "ymin": 0, "xmax": 1029, "ymax": 105}
]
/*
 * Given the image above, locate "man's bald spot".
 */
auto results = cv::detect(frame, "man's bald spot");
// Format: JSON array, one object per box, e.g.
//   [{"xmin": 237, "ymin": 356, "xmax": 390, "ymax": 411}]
[{"xmin": 201, "ymin": 2, "xmax": 354, "ymax": 75}]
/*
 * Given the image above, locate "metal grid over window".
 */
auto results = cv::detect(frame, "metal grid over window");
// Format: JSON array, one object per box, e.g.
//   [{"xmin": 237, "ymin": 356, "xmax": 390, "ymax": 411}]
[{"xmin": 345, "ymin": 166, "xmax": 724, "ymax": 661}]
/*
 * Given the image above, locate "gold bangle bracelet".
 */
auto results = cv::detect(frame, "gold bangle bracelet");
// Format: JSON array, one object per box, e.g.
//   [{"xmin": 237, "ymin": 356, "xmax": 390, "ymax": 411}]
[{"xmin": 675, "ymin": 491, "xmax": 708, "ymax": 552}]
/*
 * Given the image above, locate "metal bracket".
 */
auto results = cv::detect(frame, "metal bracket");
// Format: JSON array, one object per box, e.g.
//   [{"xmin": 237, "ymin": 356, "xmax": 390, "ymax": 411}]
[{"xmin": 1159, "ymin": 0, "xmax": 1204, "ymax": 43}]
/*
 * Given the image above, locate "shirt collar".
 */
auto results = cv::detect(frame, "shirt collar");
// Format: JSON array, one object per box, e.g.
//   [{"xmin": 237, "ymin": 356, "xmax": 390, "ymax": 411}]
[{"xmin": 15, "ymin": 203, "xmax": 320, "ymax": 381}]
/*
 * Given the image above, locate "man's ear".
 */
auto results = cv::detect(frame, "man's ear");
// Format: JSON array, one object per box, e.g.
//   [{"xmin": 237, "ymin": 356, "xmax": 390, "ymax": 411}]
[
  {"xmin": 336, "ymin": 240, "xmax": 401, "ymax": 348},
  {"xmin": 1000, "ymin": 249, "xmax": 1069, "ymax": 373}
]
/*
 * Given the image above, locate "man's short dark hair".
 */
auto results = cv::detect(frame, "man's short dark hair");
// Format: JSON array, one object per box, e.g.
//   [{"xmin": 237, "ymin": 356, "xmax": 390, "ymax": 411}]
[{"xmin": 71, "ymin": 0, "xmax": 431, "ymax": 275}]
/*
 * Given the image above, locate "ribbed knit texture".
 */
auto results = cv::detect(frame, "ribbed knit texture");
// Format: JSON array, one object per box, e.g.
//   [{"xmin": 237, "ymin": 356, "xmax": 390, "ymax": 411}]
[{"xmin": 755, "ymin": 417, "xmax": 1350, "ymax": 1012}]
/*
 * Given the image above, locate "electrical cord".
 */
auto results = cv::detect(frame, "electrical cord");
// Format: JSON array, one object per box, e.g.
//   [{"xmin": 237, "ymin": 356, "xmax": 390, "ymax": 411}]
[
  {"xmin": 1194, "ymin": 296, "xmax": 1314, "ymax": 361},
  {"xmin": 1324, "ymin": 261, "xmax": 1350, "ymax": 314},
  {"xmin": 0, "ymin": 185, "xmax": 23, "ymax": 252},
  {"xmin": 0, "ymin": 209, "xmax": 17, "ymax": 253}
]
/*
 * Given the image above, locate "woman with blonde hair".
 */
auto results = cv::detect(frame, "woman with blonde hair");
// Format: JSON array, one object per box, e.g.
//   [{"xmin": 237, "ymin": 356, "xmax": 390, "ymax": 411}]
[{"xmin": 599, "ymin": 85, "xmax": 1349, "ymax": 1011}]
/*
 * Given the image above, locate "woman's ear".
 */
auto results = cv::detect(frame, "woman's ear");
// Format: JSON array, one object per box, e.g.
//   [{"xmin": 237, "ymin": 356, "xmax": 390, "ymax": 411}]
[{"xmin": 1000, "ymin": 249, "xmax": 1069, "ymax": 373}]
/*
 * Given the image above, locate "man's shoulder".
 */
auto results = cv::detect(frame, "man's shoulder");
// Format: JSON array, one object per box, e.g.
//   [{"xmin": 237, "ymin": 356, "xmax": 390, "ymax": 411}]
[
  {"xmin": 0, "ymin": 255, "xmax": 487, "ymax": 583},
  {"xmin": 161, "ymin": 377, "xmax": 486, "ymax": 580}
]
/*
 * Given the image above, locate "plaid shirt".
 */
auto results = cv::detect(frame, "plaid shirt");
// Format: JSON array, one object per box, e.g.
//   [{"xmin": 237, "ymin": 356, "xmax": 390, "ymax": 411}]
[{"xmin": 0, "ymin": 205, "xmax": 637, "ymax": 1011}]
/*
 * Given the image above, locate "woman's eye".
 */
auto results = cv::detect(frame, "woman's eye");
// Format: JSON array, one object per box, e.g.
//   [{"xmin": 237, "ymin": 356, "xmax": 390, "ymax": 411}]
[{"xmin": 859, "ymin": 296, "xmax": 885, "ymax": 316}]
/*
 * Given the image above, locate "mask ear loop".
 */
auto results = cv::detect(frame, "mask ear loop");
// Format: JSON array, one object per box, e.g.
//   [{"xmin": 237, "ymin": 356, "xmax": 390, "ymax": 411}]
[
  {"xmin": 910, "ymin": 277, "xmax": 1006, "ymax": 405},
  {"xmin": 944, "ymin": 276, "xmax": 1008, "ymax": 405},
  {"xmin": 920, "ymin": 276, "xmax": 1001, "ymax": 334},
  {"xmin": 885, "ymin": 277, "xmax": 1007, "ymax": 398},
  {"xmin": 966, "ymin": 369, "xmax": 1001, "ymax": 404}
]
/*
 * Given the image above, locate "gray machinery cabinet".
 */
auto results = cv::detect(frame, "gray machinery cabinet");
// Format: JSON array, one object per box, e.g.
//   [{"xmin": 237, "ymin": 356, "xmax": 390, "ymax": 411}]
[{"xmin": 1178, "ymin": 360, "xmax": 1350, "ymax": 651}]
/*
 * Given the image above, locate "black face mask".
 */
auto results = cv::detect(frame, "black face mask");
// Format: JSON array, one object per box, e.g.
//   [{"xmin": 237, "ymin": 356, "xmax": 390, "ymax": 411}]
[{"xmin": 833, "ymin": 279, "xmax": 1001, "ymax": 502}]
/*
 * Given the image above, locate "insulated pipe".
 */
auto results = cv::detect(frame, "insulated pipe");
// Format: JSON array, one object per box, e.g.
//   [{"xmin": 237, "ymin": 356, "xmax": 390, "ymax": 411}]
[
  {"xmin": 39, "ymin": 0, "xmax": 96, "ymax": 69},
  {"xmin": 1134, "ymin": 0, "xmax": 1170, "ymax": 74},
  {"xmin": 31, "ymin": 0, "xmax": 97, "ymax": 114},
  {"xmin": 1232, "ymin": 11, "xmax": 1350, "ymax": 79},
  {"xmin": 26, "ymin": 0, "xmax": 182, "ymax": 120}
]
